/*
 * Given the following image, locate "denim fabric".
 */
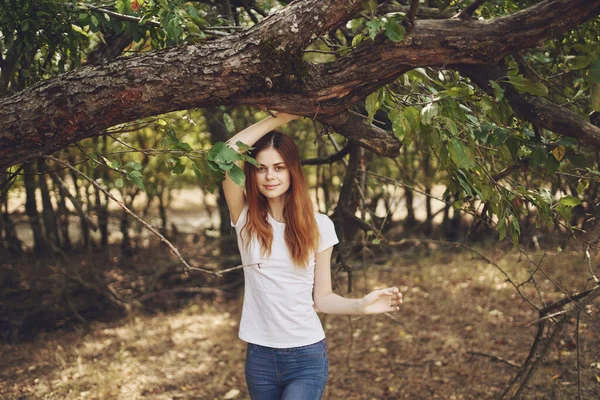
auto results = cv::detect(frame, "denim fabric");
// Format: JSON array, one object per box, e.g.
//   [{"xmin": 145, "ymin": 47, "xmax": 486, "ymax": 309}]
[{"xmin": 245, "ymin": 339, "xmax": 329, "ymax": 400}]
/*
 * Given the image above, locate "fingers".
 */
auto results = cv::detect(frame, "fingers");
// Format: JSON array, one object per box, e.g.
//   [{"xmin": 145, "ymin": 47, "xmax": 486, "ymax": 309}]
[
  {"xmin": 379, "ymin": 287, "xmax": 403, "ymax": 311},
  {"xmin": 381, "ymin": 287, "xmax": 403, "ymax": 301}
]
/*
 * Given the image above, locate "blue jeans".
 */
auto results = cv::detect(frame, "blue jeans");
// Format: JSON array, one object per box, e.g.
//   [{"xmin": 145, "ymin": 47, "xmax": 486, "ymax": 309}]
[{"xmin": 245, "ymin": 339, "xmax": 329, "ymax": 400}]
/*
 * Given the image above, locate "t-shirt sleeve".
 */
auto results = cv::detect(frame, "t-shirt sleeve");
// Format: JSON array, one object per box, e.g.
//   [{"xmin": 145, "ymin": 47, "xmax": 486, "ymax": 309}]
[
  {"xmin": 231, "ymin": 204, "xmax": 248, "ymax": 229},
  {"xmin": 317, "ymin": 214, "xmax": 339, "ymax": 253}
]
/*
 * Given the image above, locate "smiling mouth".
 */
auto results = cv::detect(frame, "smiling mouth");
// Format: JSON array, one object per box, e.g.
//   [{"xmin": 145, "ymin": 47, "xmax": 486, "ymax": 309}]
[{"xmin": 264, "ymin": 185, "xmax": 279, "ymax": 189}]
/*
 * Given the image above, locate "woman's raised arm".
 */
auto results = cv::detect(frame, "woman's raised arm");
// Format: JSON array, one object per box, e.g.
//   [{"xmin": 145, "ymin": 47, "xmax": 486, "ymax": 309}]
[{"xmin": 222, "ymin": 112, "xmax": 300, "ymax": 224}]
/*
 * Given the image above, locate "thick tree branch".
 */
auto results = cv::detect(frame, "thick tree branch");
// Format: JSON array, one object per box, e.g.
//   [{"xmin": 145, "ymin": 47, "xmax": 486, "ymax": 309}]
[
  {"xmin": 302, "ymin": 143, "xmax": 350, "ymax": 165},
  {"xmin": 330, "ymin": 113, "xmax": 402, "ymax": 157},
  {"xmin": 0, "ymin": 0, "xmax": 599, "ymax": 169},
  {"xmin": 460, "ymin": 64, "xmax": 600, "ymax": 148}
]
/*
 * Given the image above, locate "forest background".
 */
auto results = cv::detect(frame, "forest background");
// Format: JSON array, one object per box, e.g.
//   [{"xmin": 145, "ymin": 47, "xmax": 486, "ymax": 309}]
[{"xmin": 1, "ymin": 0, "xmax": 600, "ymax": 398}]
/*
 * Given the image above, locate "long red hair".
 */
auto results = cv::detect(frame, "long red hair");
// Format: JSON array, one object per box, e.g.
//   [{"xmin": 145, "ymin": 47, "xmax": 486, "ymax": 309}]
[{"xmin": 242, "ymin": 131, "xmax": 319, "ymax": 267}]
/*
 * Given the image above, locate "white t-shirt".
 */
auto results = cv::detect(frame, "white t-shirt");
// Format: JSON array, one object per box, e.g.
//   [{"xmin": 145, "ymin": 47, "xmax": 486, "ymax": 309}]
[{"xmin": 232, "ymin": 205, "xmax": 339, "ymax": 348}]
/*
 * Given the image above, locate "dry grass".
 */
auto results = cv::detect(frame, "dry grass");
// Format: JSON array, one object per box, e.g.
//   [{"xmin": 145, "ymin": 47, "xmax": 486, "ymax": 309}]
[{"xmin": 1, "ymin": 245, "xmax": 599, "ymax": 399}]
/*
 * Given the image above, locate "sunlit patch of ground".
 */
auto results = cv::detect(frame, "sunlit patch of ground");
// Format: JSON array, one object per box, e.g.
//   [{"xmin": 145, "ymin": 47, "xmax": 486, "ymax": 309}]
[{"xmin": 1, "ymin": 247, "xmax": 599, "ymax": 399}]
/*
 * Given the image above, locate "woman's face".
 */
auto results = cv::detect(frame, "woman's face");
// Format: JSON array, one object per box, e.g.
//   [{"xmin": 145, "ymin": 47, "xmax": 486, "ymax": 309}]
[{"xmin": 254, "ymin": 147, "xmax": 291, "ymax": 200}]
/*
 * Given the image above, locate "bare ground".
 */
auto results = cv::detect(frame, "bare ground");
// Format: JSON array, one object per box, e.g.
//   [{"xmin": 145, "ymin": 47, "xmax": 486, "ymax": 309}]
[{"xmin": 1, "ymin": 244, "xmax": 599, "ymax": 400}]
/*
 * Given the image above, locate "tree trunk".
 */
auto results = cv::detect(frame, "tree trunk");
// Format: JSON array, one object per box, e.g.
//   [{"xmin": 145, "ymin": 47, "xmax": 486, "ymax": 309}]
[
  {"xmin": 22, "ymin": 163, "xmax": 46, "ymax": 254},
  {"xmin": 1, "ymin": 208, "xmax": 22, "ymax": 255},
  {"xmin": 66, "ymin": 153, "xmax": 91, "ymax": 248},
  {"xmin": 423, "ymin": 152, "xmax": 433, "ymax": 237},
  {"xmin": 0, "ymin": 181, "xmax": 22, "ymax": 255},
  {"xmin": 334, "ymin": 141, "xmax": 362, "ymax": 246},
  {"xmin": 52, "ymin": 170, "xmax": 72, "ymax": 251},
  {"xmin": 120, "ymin": 208, "xmax": 132, "ymax": 258},
  {"xmin": 37, "ymin": 159, "xmax": 60, "ymax": 248}
]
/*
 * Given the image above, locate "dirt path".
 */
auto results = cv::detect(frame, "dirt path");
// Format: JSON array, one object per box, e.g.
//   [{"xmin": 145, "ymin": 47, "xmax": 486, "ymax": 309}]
[{"xmin": 1, "ymin": 248, "xmax": 599, "ymax": 399}]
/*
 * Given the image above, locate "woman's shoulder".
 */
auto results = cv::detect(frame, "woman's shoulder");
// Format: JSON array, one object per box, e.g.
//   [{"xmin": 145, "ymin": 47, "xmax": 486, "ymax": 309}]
[{"xmin": 314, "ymin": 212, "xmax": 335, "ymax": 227}]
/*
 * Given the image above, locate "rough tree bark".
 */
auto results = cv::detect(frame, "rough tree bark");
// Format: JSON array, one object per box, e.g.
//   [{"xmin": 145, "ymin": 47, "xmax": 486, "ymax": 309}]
[{"xmin": 0, "ymin": 0, "xmax": 599, "ymax": 169}]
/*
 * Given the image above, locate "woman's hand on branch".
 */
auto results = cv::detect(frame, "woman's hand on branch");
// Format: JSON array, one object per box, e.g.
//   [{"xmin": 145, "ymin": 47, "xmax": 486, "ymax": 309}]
[
  {"xmin": 272, "ymin": 112, "xmax": 301, "ymax": 123},
  {"xmin": 361, "ymin": 287, "xmax": 403, "ymax": 314}
]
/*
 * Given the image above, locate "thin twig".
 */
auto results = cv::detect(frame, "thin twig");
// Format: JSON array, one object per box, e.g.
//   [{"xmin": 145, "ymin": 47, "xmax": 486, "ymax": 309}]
[
  {"xmin": 215, "ymin": 263, "xmax": 261, "ymax": 277},
  {"xmin": 522, "ymin": 310, "xmax": 567, "ymax": 327},
  {"xmin": 519, "ymin": 247, "xmax": 599, "ymax": 324},
  {"xmin": 386, "ymin": 238, "xmax": 539, "ymax": 311},
  {"xmin": 49, "ymin": 171, "xmax": 98, "ymax": 231},
  {"xmin": 502, "ymin": 284, "xmax": 600, "ymax": 398},
  {"xmin": 467, "ymin": 351, "xmax": 520, "ymax": 368},
  {"xmin": 454, "ymin": 0, "xmax": 486, "ymax": 20},
  {"xmin": 407, "ymin": 0, "xmax": 419, "ymax": 25},
  {"xmin": 0, "ymin": 165, "xmax": 22, "ymax": 204},
  {"xmin": 586, "ymin": 245, "xmax": 599, "ymax": 283},
  {"xmin": 45, "ymin": 155, "xmax": 213, "ymax": 275}
]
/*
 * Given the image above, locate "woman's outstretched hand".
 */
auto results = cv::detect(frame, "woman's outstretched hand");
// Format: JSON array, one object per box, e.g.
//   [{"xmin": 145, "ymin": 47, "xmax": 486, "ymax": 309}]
[{"xmin": 361, "ymin": 287, "xmax": 403, "ymax": 314}]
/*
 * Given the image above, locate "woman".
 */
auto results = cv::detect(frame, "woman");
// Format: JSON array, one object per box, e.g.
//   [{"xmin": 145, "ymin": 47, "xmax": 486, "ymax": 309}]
[{"xmin": 222, "ymin": 112, "xmax": 403, "ymax": 400}]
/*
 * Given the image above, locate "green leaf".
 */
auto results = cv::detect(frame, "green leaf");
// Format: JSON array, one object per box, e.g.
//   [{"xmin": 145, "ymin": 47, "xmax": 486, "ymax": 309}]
[
  {"xmin": 208, "ymin": 142, "xmax": 240, "ymax": 164},
  {"xmin": 125, "ymin": 161, "xmax": 142, "ymax": 171},
  {"xmin": 236, "ymin": 141, "xmax": 253, "ymax": 153},
  {"xmin": 383, "ymin": 21, "xmax": 405, "ymax": 42},
  {"xmin": 498, "ymin": 218, "xmax": 507, "ymax": 241},
  {"xmin": 361, "ymin": 0, "xmax": 378, "ymax": 13},
  {"xmin": 558, "ymin": 196, "xmax": 582, "ymax": 207},
  {"xmin": 507, "ymin": 75, "xmax": 548, "ymax": 97},
  {"xmin": 448, "ymin": 140, "xmax": 476, "ymax": 169},
  {"xmin": 351, "ymin": 34, "xmax": 365, "ymax": 47},
  {"xmin": 555, "ymin": 204, "xmax": 572, "ymax": 223},
  {"xmin": 115, "ymin": 178, "xmax": 124, "ymax": 188},
  {"xmin": 538, "ymin": 189, "xmax": 553, "ymax": 205},
  {"xmin": 557, "ymin": 137, "xmax": 579, "ymax": 147},
  {"xmin": 452, "ymin": 200, "xmax": 464, "ymax": 210},
  {"xmin": 512, "ymin": 216, "xmax": 520, "ymax": 235},
  {"xmin": 577, "ymin": 179, "xmax": 589, "ymax": 193},
  {"xmin": 207, "ymin": 159, "xmax": 221, "ymax": 173},
  {"xmin": 569, "ymin": 56, "xmax": 591, "ymax": 71},
  {"xmin": 192, "ymin": 162, "xmax": 203, "ymax": 180},
  {"xmin": 591, "ymin": 83, "xmax": 600, "ymax": 112},
  {"xmin": 365, "ymin": 91, "xmax": 382, "ymax": 120},
  {"xmin": 223, "ymin": 113, "xmax": 235, "ymax": 133},
  {"xmin": 228, "ymin": 163, "xmax": 245, "ymax": 187},
  {"xmin": 403, "ymin": 107, "xmax": 420, "ymax": 132},
  {"xmin": 218, "ymin": 162, "xmax": 233, "ymax": 172},
  {"xmin": 126, "ymin": 170, "xmax": 145, "ymax": 190},
  {"xmin": 366, "ymin": 19, "xmax": 383, "ymax": 39},
  {"xmin": 242, "ymin": 154, "xmax": 260, "ymax": 167},
  {"xmin": 489, "ymin": 80, "xmax": 504, "ymax": 102},
  {"xmin": 71, "ymin": 24, "xmax": 89, "ymax": 37},
  {"xmin": 421, "ymin": 102, "xmax": 439, "ymax": 125},
  {"xmin": 172, "ymin": 161, "xmax": 185, "ymax": 174},
  {"xmin": 590, "ymin": 58, "xmax": 600, "ymax": 84},
  {"xmin": 480, "ymin": 184, "xmax": 492, "ymax": 202},
  {"xmin": 530, "ymin": 146, "xmax": 548, "ymax": 167}
]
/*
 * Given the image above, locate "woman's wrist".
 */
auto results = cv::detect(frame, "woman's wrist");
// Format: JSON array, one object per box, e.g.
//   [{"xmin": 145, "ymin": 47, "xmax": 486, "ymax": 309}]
[{"xmin": 358, "ymin": 297, "xmax": 367, "ymax": 315}]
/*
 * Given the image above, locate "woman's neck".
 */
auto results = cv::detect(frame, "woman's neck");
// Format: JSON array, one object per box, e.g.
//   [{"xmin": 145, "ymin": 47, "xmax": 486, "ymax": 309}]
[{"xmin": 267, "ymin": 195, "xmax": 286, "ymax": 223}]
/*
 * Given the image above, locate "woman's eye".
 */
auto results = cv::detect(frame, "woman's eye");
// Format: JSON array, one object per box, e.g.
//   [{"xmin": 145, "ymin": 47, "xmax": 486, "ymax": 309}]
[
  {"xmin": 275, "ymin": 166, "xmax": 284, "ymax": 171},
  {"xmin": 257, "ymin": 167, "xmax": 265, "ymax": 172}
]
